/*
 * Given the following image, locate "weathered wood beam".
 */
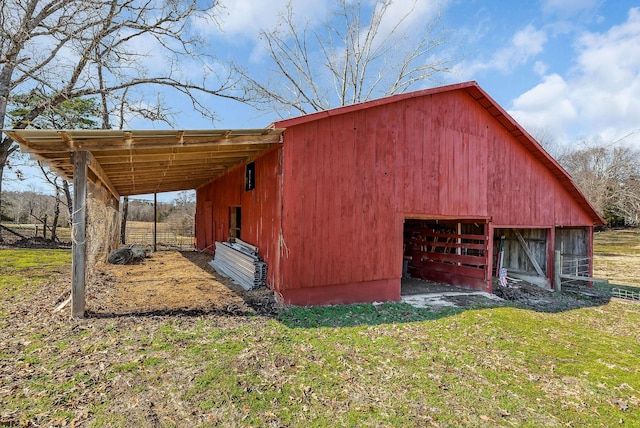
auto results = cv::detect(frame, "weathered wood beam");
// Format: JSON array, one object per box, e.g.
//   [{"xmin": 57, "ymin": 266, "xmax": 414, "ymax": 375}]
[
  {"xmin": 91, "ymin": 143, "xmax": 274, "ymax": 157},
  {"xmin": 554, "ymin": 250, "xmax": 562, "ymax": 293},
  {"xmin": 97, "ymin": 154, "xmax": 256, "ymax": 166},
  {"xmin": 58, "ymin": 131, "xmax": 75, "ymax": 150},
  {"xmin": 99, "ymin": 159, "xmax": 245, "ymax": 172},
  {"xmin": 111, "ymin": 164, "xmax": 232, "ymax": 176},
  {"xmin": 118, "ymin": 181, "xmax": 206, "ymax": 196},
  {"xmin": 20, "ymin": 134, "xmax": 282, "ymax": 153},
  {"xmin": 71, "ymin": 151, "xmax": 88, "ymax": 319},
  {"xmin": 87, "ymin": 151, "xmax": 120, "ymax": 202},
  {"xmin": 515, "ymin": 230, "xmax": 546, "ymax": 277}
]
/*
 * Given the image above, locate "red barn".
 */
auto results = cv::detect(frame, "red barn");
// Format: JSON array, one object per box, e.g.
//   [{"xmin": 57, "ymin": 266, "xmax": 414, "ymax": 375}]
[{"xmin": 196, "ymin": 81, "xmax": 604, "ymax": 305}]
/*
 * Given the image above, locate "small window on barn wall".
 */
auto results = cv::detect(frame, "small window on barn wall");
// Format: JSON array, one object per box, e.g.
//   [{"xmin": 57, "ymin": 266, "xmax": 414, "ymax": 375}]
[
  {"xmin": 245, "ymin": 161, "xmax": 256, "ymax": 191},
  {"xmin": 229, "ymin": 206, "xmax": 241, "ymax": 239}
]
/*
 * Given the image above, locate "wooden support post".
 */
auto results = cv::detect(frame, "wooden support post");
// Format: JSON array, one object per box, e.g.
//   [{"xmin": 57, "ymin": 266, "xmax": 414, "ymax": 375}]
[
  {"xmin": 120, "ymin": 196, "xmax": 128, "ymax": 245},
  {"xmin": 554, "ymin": 250, "xmax": 562, "ymax": 293},
  {"xmin": 485, "ymin": 222, "xmax": 494, "ymax": 293},
  {"xmin": 547, "ymin": 227, "xmax": 556, "ymax": 292},
  {"xmin": 153, "ymin": 192, "xmax": 157, "ymax": 252},
  {"xmin": 72, "ymin": 151, "xmax": 88, "ymax": 318}
]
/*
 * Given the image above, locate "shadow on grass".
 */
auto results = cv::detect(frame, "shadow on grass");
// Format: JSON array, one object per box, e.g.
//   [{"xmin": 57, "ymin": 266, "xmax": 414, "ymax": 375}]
[
  {"xmin": 86, "ymin": 307, "xmax": 255, "ymax": 319},
  {"xmin": 276, "ymin": 302, "xmax": 467, "ymax": 329},
  {"xmin": 84, "ymin": 250, "xmax": 615, "ymax": 327},
  {"xmin": 276, "ymin": 293, "xmax": 616, "ymax": 329}
]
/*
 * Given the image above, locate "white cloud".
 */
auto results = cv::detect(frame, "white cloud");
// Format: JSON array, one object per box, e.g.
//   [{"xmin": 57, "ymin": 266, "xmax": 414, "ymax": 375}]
[
  {"xmin": 509, "ymin": 8, "xmax": 640, "ymax": 146},
  {"xmin": 193, "ymin": 0, "xmax": 332, "ymax": 63},
  {"xmin": 375, "ymin": 0, "xmax": 446, "ymax": 39},
  {"xmin": 466, "ymin": 24, "xmax": 548, "ymax": 74},
  {"xmin": 196, "ymin": 0, "xmax": 330, "ymax": 40},
  {"xmin": 542, "ymin": 0, "xmax": 600, "ymax": 17},
  {"xmin": 533, "ymin": 60, "xmax": 548, "ymax": 76},
  {"xmin": 197, "ymin": 0, "xmax": 450, "ymax": 65},
  {"xmin": 510, "ymin": 74, "xmax": 577, "ymax": 140}
]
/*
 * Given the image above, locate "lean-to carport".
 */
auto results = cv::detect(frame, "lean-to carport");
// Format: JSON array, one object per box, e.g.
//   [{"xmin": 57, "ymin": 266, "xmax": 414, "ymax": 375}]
[{"xmin": 3, "ymin": 128, "xmax": 283, "ymax": 318}]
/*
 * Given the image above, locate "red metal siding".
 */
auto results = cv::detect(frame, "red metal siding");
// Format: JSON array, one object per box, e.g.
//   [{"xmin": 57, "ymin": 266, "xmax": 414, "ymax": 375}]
[
  {"xmin": 195, "ymin": 148, "xmax": 282, "ymax": 290},
  {"xmin": 277, "ymin": 89, "xmax": 597, "ymax": 304}
]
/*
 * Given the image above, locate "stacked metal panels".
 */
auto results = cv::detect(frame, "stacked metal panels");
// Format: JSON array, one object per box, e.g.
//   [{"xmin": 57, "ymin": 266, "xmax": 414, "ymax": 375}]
[{"xmin": 209, "ymin": 240, "xmax": 267, "ymax": 290}]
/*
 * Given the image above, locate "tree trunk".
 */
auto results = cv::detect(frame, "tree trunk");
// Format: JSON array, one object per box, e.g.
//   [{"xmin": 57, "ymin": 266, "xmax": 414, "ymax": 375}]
[
  {"xmin": 1, "ymin": 138, "xmax": 20, "ymax": 243},
  {"xmin": 120, "ymin": 196, "xmax": 128, "ymax": 244},
  {"xmin": 63, "ymin": 180, "xmax": 73, "ymax": 223},
  {"xmin": 51, "ymin": 188, "xmax": 61, "ymax": 242},
  {"xmin": 1, "ymin": 58, "xmax": 17, "ymax": 238},
  {"xmin": 0, "ymin": 152, "xmax": 5, "ymax": 243}
]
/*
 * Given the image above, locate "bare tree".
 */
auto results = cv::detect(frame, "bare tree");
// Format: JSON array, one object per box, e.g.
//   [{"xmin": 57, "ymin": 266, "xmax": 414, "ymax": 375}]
[
  {"xmin": 526, "ymin": 125, "xmax": 567, "ymax": 160},
  {"xmin": 232, "ymin": 0, "xmax": 458, "ymax": 116},
  {"xmin": 166, "ymin": 190, "xmax": 195, "ymax": 231},
  {"xmin": 559, "ymin": 142, "xmax": 640, "ymax": 226},
  {"xmin": 0, "ymin": 0, "xmax": 248, "ymax": 238},
  {"xmin": 37, "ymin": 162, "xmax": 66, "ymax": 241}
]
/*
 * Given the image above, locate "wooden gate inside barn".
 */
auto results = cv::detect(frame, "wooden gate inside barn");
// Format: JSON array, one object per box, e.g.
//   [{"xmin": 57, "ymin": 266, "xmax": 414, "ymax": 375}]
[{"xmin": 402, "ymin": 218, "xmax": 491, "ymax": 291}]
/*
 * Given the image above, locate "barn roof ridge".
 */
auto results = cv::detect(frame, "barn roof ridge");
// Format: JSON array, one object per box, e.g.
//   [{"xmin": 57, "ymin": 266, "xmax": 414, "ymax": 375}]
[{"xmin": 273, "ymin": 81, "xmax": 605, "ymax": 226}]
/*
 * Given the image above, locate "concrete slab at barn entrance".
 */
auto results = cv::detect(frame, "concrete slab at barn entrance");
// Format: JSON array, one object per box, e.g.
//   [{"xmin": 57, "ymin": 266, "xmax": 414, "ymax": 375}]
[{"xmin": 400, "ymin": 278, "xmax": 503, "ymax": 310}]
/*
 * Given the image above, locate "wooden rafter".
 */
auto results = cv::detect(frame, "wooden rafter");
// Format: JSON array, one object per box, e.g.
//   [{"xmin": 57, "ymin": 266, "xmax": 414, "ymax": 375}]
[
  {"xmin": 3, "ymin": 129, "xmax": 284, "ymax": 196},
  {"xmin": 87, "ymin": 152, "xmax": 120, "ymax": 201}
]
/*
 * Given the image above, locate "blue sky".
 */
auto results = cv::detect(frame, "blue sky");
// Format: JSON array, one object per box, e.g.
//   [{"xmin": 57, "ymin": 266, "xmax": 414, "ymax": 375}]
[
  {"xmin": 181, "ymin": 0, "xmax": 640, "ymax": 148},
  {"xmin": 444, "ymin": 0, "xmax": 640, "ymax": 147},
  {"xmin": 6, "ymin": 0, "xmax": 640, "ymax": 198}
]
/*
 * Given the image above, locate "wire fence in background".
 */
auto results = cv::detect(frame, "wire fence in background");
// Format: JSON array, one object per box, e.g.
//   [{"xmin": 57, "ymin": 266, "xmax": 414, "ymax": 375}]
[
  {"xmin": 1, "ymin": 223, "xmax": 194, "ymax": 250},
  {"xmin": 125, "ymin": 225, "xmax": 195, "ymax": 250}
]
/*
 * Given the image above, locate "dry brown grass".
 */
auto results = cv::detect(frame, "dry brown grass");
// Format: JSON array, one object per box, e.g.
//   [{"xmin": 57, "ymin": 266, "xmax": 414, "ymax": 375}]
[
  {"xmin": 88, "ymin": 251, "xmax": 252, "ymax": 316},
  {"xmin": 593, "ymin": 228, "xmax": 640, "ymax": 287}
]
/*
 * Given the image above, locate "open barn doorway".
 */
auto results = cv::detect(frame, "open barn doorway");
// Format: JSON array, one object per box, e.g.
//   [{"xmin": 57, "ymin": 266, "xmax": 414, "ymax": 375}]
[
  {"xmin": 401, "ymin": 218, "xmax": 490, "ymax": 293},
  {"xmin": 492, "ymin": 228, "xmax": 550, "ymax": 289},
  {"xmin": 554, "ymin": 227, "xmax": 593, "ymax": 288}
]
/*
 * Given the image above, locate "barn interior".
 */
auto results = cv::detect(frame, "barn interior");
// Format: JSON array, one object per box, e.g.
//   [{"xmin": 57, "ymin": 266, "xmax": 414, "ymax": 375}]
[
  {"xmin": 402, "ymin": 219, "xmax": 593, "ymax": 294},
  {"xmin": 492, "ymin": 228, "xmax": 550, "ymax": 288},
  {"xmin": 401, "ymin": 218, "xmax": 490, "ymax": 292}
]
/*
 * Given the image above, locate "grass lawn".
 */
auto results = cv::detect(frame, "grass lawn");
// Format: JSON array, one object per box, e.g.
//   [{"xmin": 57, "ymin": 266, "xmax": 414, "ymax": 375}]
[{"xmin": 1, "ymin": 231, "xmax": 639, "ymax": 427}]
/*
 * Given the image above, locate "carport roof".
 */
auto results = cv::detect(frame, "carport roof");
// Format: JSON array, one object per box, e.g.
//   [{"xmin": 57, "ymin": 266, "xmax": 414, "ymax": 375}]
[{"xmin": 3, "ymin": 128, "xmax": 283, "ymax": 197}]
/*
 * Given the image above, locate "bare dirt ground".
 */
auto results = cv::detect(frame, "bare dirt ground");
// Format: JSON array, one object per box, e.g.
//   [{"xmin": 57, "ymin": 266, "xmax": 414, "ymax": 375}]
[
  {"xmin": 88, "ymin": 250, "xmax": 280, "ymax": 317},
  {"xmin": 97, "ymin": 252, "xmax": 606, "ymax": 315}
]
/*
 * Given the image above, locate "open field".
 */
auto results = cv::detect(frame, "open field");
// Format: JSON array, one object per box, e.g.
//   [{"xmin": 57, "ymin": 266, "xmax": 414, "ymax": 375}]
[
  {"xmin": 594, "ymin": 228, "xmax": 640, "ymax": 287},
  {"xmin": 1, "ymin": 230, "xmax": 639, "ymax": 426},
  {"xmin": 1, "ymin": 221, "xmax": 194, "ymax": 249}
]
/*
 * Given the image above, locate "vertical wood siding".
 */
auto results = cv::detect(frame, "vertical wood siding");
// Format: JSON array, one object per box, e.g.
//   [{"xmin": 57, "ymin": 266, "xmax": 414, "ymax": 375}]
[
  {"xmin": 195, "ymin": 148, "xmax": 282, "ymax": 290},
  {"xmin": 278, "ymin": 89, "xmax": 596, "ymax": 301}
]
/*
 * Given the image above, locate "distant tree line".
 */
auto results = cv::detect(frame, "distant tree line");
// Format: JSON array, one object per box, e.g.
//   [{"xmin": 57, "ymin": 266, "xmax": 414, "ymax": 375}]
[
  {"xmin": 557, "ymin": 144, "xmax": 640, "ymax": 227},
  {"xmin": 532, "ymin": 127, "xmax": 640, "ymax": 227},
  {"xmin": 1, "ymin": 190, "xmax": 195, "ymax": 241}
]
